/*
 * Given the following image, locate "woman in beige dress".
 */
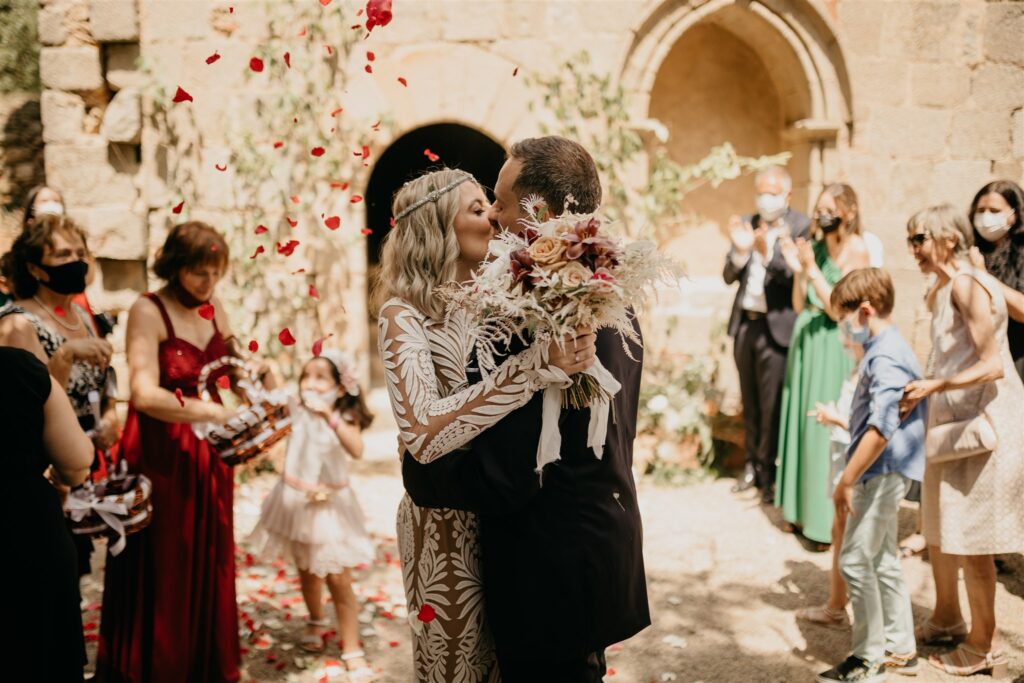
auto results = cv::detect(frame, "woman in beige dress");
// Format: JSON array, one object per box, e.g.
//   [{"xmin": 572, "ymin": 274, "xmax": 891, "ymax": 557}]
[
  {"xmin": 374, "ymin": 168, "xmax": 595, "ymax": 683},
  {"xmin": 901, "ymin": 204, "xmax": 1024, "ymax": 678}
]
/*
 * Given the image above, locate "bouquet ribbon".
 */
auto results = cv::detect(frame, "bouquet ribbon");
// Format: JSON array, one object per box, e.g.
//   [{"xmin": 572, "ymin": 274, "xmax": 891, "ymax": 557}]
[
  {"xmin": 536, "ymin": 358, "xmax": 622, "ymax": 479},
  {"xmin": 66, "ymin": 495, "xmax": 129, "ymax": 555}
]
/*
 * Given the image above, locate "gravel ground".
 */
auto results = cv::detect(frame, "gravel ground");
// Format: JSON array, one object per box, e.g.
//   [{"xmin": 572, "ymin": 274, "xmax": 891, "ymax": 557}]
[{"xmin": 80, "ymin": 416, "xmax": 1024, "ymax": 682}]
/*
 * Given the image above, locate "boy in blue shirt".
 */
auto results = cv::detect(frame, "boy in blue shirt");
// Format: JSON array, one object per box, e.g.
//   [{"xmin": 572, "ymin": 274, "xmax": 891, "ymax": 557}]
[{"xmin": 817, "ymin": 268, "xmax": 927, "ymax": 683}]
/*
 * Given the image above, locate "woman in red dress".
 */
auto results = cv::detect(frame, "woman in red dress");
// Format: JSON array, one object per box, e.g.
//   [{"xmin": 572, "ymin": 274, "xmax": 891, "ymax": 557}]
[{"xmin": 97, "ymin": 222, "xmax": 243, "ymax": 683}]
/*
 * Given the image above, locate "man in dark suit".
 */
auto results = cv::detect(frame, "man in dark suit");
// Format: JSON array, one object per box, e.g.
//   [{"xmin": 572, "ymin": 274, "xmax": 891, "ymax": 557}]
[
  {"xmin": 724, "ymin": 166, "xmax": 810, "ymax": 503},
  {"xmin": 402, "ymin": 136, "xmax": 650, "ymax": 683}
]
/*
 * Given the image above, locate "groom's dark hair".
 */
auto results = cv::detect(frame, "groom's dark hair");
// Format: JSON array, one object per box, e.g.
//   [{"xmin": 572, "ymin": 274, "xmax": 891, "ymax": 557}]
[{"xmin": 508, "ymin": 136, "xmax": 602, "ymax": 215}]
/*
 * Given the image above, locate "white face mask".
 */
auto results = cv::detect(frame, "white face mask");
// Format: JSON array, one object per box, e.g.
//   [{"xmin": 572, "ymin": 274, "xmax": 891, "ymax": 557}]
[
  {"xmin": 34, "ymin": 201, "xmax": 64, "ymax": 217},
  {"xmin": 973, "ymin": 211, "xmax": 1014, "ymax": 242},
  {"xmin": 301, "ymin": 389, "xmax": 339, "ymax": 408},
  {"xmin": 755, "ymin": 193, "xmax": 788, "ymax": 222}
]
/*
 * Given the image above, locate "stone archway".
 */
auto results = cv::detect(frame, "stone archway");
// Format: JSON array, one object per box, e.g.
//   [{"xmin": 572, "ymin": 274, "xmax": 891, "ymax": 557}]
[
  {"xmin": 363, "ymin": 122, "xmax": 506, "ymax": 384},
  {"xmin": 623, "ymin": 0, "xmax": 853, "ymax": 226}
]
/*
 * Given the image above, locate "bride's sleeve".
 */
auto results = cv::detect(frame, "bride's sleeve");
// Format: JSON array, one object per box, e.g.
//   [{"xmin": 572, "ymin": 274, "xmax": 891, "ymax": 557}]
[{"xmin": 378, "ymin": 303, "xmax": 551, "ymax": 464}]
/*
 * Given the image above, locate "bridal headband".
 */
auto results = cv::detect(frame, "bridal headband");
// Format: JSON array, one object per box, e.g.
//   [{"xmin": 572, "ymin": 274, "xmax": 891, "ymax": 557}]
[{"xmin": 394, "ymin": 173, "xmax": 473, "ymax": 221}]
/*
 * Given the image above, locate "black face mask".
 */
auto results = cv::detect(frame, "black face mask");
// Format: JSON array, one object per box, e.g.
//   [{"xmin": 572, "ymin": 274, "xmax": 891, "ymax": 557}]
[
  {"xmin": 171, "ymin": 280, "xmax": 208, "ymax": 309},
  {"xmin": 35, "ymin": 260, "xmax": 88, "ymax": 295},
  {"xmin": 817, "ymin": 214, "xmax": 842, "ymax": 234}
]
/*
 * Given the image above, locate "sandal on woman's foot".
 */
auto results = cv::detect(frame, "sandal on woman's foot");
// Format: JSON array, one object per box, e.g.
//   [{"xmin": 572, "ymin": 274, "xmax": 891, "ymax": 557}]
[
  {"xmin": 796, "ymin": 605, "xmax": 850, "ymax": 630},
  {"xmin": 300, "ymin": 617, "xmax": 329, "ymax": 653},
  {"xmin": 928, "ymin": 644, "xmax": 1008, "ymax": 678},
  {"xmin": 914, "ymin": 617, "xmax": 967, "ymax": 645},
  {"xmin": 341, "ymin": 650, "xmax": 375, "ymax": 681},
  {"xmin": 884, "ymin": 651, "xmax": 919, "ymax": 676}
]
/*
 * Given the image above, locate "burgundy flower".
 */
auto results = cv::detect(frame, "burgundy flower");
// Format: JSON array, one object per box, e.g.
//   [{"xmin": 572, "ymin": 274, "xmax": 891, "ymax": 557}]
[{"xmin": 510, "ymin": 248, "xmax": 535, "ymax": 288}]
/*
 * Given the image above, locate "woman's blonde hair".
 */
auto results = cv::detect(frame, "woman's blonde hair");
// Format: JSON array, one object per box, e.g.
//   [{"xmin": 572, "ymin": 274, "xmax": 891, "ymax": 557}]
[
  {"xmin": 372, "ymin": 168, "xmax": 475, "ymax": 320},
  {"xmin": 906, "ymin": 203, "xmax": 973, "ymax": 259}
]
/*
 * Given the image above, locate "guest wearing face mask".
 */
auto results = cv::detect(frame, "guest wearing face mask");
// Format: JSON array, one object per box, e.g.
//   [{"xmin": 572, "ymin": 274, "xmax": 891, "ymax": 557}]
[
  {"xmin": 775, "ymin": 184, "xmax": 871, "ymax": 548},
  {"xmin": 0, "ymin": 214, "xmax": 118, "ymax": 576},
  {"xmin": 967, "ymin": 180, "xmax": 1024, "ymax": 381},
  {"xmin": 22, "ymin": 184, "xmax": 66, "ymax": 227},
  {"xmin": 723, "ymin": 166, "xmax": 811, "ymax": 501}
]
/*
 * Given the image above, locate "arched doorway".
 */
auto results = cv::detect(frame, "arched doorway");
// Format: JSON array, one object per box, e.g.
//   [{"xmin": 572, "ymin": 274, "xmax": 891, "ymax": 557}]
[{"xmin": 364, "ymin": 122, "xmax": 506, "ymax": 383}]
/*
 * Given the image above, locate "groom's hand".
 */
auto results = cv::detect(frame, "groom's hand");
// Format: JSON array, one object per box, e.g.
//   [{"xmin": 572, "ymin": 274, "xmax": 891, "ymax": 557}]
[{"xmin": 548, "ymin": 328, "xmax": 597, "ymax": 376}]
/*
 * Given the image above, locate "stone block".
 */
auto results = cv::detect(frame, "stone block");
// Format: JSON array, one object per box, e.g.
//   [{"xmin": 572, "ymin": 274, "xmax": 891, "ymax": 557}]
[
  {"xmin": 851, "ymin": 58, "xmax": 908, "ymax": 107},
  {"xmin": 90, "ymin": 0, "xmax": 139, "ymax": 42},
  {"xmin": 40, "ymin": 46, "xmax": 104, "ymax": 92},
  {"xmin": 38, "ymin": 5, "xmax": 67, "ymax": 46},
  {"xmin": 984, "ymin": 2, "xmax": 1024, "ymax": 67},
  {"xmin": 44, "ymin": 141, "xmax": 138, "ymax": 206},
  {"xmin": 970, "ymin": 63, "xmax": 1024, "ymax": 113},
  {"xmin": 106, "ymin": 43, "xmax": 143, "ymax": 91},
  {"xmin": 932, "ymin": 160, "xmax": 992, "ymax": 209},
  {"xmin": 68, "ymin": 206, "xmax": 148, "ymax": 259},
  {"xmin": 950, "ymin": 110, "xmax": 1012, "ymax": 160},
  {"xmin": 40, "ymin": 90, "xmax": 86, "ymax": 144},
  {"xmin": 837, "ymin": 1, "xmax": 886, "ymax": 56},
  {"xmin": 881, "ymin": 1, "xmax": 961, "ymax": 63},
  {"xmin": 868, "ymin": 106, "xmax": 952, "ymax": 160},
  {"xmin": 1014, "ymin": 109, "xmax": 1024, "ymax": 160},
  {"xmin": 100, "ymin": 88, "xmax": 141, "ymax": 143},
  {"xmin": 911, "ymin": 64, "xmax": 969, "ymax": 108},
  {"xmin": 139, "ymin": 0, "xmax": 210, "ymax": 42}
]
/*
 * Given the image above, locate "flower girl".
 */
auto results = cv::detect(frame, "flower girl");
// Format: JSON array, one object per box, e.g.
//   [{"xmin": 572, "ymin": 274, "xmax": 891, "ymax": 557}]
[{"xmin": 249, "ymin": 350, "xmax": 376, "ymax": 677}]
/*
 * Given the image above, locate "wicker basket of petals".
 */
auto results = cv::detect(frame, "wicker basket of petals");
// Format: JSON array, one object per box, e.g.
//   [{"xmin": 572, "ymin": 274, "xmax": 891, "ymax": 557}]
[{"xmin": 64, "ymin": 466, "xmax": 153, "ymax": 555}]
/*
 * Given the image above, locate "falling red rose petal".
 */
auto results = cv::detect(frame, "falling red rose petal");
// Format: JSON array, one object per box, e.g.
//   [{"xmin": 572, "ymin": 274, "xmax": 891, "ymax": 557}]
[
  {"xmin": 273, "ymin": 141, "xmax": 284, "ymax": 149},
  {"xmin": 308, "ymin": 284, "xmax": 319, "ymax": 298},
  {"xmin": 607, "ymin": 668, "xmax": 616, "ymax": 676},
  {"xmin": 388, "ymin": 641, "xmax": 399, "ymax": 648},
  {"xmin": 311, "ymin": 146, "xmax": 325, "ymax": 157},
  {"xmin": 311, "ymin": 333, "xmax": 334, "ymax": 357},
  {"xmin": 283, "ymin": 52, "xmax": 291, "ymax": 68},
  {"xmin": 298, "ymin": 26, "xmax": 307, "ymax": 37},
  {"xmin": 367, "ymin": 51, "xmax": 376, "ymax": 61},
  {"xmin": 249, "ymin": 245, "xmax": 265, "ymax": 259},
  {"xmin": 172, "ymin": 86, "xmax": 193, "ymax": 103},
  {"xmin": 364, "ymin": 64, "xmax": 372, "ymax": 74},
  {"xmin": 276, "ymin": 240, "xmax": 300, "ymax": 256},
  {"xmin": 206, "ymin": 51, "xmax": 221, "ymax": 65},
  {"xmin": 254, "ymin": 225, "xmax": 268, "ymax": 234},
  {"xmin": 210, "ymin": 244, "xmax": 218, "ymax": 252},
  {"xmin": 290, "ymin": 195, "xmax": 300, "ymax": 204},
  {"xmin": 331, "ymin": 107, "xmax": 343, "ymax": 117},
  {"xmin": 249, "ymin": 57, "xmax": 264, "ymax": 72},
  {"xmin": 248, "ymin": 340, "xmax": 259, "ymax": 353},
  {"xmin": 174, "ymin": 388, "xmax": 185, "ymax": 406},
  {"xmin": 286, "ymin": 217, "xmax": 298, "ymax": 228},
  {"xmin": 324, "ymin": 216, "xmax": 341, "ymax": 230},
  {"xmin": 49, "ymin": 305, "xmax": 66, "ymax": 318},
  {"xmin": 172, "ymin": 200, "xmax": 185, "ymax": 214},
  {"xmin": 424, "ymin": 148, "xmax": 440, "ymax": 162},
  {"xmin": 278, "ymin": 328, "xmax": 296, "ymax": 346},
  {"xmin": 365, "ymin": 0, "xmax": 393, "ymax": 32},
  {"xmin": 215, "ymin": 163, "xmax": 227, "ymax": 171},
  {"xmin": 292, "ymin": 268, "xmax": 306, "ymax": 274},
  {"xmin": 350, "ymin": 195, "xmax": 363, "ymax": 203},
  {"xmin": 198, "ymin": 303, "xmax": 216, "ymax": 320},
  {"xmin": 325, "ymin": 45, "xmax": 333, "ymax": 56},
  {"xmin": 360, "ymin": 228, "xmax": 372, "ymax": 236},
  {"xmin": 330, "ymin": 181, "xmax": 350, "ymax": 191},
  {"xmin": 389, "ymin": 216, "xmax": 395, "ymax": 228},
  {"xmin": 215, "ymin": 375, "xmax": 231, "ymax": 389},
  {"xmin": 319, "ymin": 0, "xmax": 332, "ymax": 5},
  {"xmin": 417, "ymin": 604, "xmax": 437, "ymax": 623},
  {"xmin": 397, "ymin": 76, "xmax": 407, "ymax": 87},
  {"xmin": 371, "ymin": 120, "xmax": 381, "ymax": 131}
]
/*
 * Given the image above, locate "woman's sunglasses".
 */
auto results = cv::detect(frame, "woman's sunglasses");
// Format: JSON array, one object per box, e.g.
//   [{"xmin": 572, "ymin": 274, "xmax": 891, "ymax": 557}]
[{"xmin": 906, "ymin": 232, "xmax": 930, "ymax": 247}]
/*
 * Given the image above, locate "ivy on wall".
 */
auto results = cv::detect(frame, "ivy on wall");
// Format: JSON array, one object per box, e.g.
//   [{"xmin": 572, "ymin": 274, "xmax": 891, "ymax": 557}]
[{"xmin": 0, "ymin": 0, "xmax": 41, "ymax": 94}]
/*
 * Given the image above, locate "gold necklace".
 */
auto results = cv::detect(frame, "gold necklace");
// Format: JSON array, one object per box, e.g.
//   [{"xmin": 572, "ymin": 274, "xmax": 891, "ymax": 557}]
[{"xmin": 31, "ymin": 295, "xmax": 83, "ymax": 331}]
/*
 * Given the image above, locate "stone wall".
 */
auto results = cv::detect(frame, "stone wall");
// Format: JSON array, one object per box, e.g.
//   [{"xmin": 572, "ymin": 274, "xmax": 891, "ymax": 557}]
[{"xmin": 16, "ymin": 0, "xmax": 1024, "ymax": 383}]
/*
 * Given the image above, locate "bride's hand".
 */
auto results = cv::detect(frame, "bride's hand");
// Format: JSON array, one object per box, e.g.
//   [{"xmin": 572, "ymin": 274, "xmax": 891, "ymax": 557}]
[{"xmin": 547, "ymin": 328, "xmax": 597, "ymax": 376}]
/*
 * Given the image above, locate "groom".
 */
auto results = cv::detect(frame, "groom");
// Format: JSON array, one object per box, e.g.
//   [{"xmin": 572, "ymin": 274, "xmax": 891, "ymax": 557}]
[{"xmin": 402, "ymin": 136, "xmax": 650, "ymax": 682}]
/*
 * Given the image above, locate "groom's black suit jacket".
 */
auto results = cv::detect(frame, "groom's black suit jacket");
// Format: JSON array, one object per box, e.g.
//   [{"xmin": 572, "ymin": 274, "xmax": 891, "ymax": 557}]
[{"xmin": 402, "ymin": 323, "xmax": 650, "ymax": 672}]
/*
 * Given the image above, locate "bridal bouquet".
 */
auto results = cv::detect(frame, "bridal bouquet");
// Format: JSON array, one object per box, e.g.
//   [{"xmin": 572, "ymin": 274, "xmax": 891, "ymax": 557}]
[{"xmin": 447, "ymin": 197, "xmax": 678, "ymax": 474}]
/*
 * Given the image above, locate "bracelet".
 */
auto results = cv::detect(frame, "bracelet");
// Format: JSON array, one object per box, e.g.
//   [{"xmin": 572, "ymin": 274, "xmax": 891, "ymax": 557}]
[{"xmin": 328, "ymin": 413, "xmax": 341, "ymax": 430}]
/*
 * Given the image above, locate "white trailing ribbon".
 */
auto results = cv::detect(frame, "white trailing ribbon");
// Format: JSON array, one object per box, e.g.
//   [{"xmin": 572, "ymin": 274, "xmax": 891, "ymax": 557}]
[
  {"xmin": 66, "ymin": 496, "xmax": 129, "ymax": 555},
  {"xmin": 535, "ymin": 358, "xmax": 622, "ymax": 479}
]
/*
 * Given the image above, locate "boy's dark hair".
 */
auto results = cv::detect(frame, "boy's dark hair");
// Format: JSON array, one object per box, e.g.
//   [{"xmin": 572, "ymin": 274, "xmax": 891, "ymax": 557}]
[
  {"xmin": 831, "ymin": 267, "xmax": 895, "ymax": 317},
  {"xmin": 508, "ymin": 136, "xmax": 602, "ymax": 215}
]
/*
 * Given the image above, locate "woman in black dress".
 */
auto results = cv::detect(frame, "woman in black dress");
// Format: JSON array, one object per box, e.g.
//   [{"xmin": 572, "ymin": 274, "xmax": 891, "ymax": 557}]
[{"xmin": 1, "ymin": 346, "xmax": 94, "ymax": 681}]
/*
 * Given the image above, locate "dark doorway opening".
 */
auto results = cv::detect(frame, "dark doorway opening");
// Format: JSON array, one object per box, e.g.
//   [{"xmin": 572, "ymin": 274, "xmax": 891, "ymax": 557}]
[{"xmin": 364, "ymin": 123, "xmax": 506, "ymax": 384}]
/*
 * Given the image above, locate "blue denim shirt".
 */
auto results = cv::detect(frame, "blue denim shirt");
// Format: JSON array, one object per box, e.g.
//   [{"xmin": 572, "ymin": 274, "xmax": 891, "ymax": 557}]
[{"xmin": 847, "ymin": 326, "xmax": 927, "ymax": 483}]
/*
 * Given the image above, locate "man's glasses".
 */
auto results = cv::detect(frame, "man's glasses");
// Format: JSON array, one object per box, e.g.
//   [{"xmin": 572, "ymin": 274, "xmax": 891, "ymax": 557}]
[{"xmin": 906, "ymin": 232, "xmax": 930, "ymax": 247}]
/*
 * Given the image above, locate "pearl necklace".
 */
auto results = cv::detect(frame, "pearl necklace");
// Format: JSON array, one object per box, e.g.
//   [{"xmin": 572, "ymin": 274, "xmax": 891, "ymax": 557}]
[{"xmin": 32, "ymin": 295, "xmax": 83, "ymax": 331}]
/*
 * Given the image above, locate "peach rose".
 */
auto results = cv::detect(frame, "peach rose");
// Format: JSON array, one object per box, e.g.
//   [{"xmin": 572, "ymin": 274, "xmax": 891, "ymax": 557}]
[
  {"xmin": 527, "ymin": 234, "xmax": 567, "ymax": 268},
  {"xmin": 560, "ymin": 261, "xmax": 593, "ymax": 287}
]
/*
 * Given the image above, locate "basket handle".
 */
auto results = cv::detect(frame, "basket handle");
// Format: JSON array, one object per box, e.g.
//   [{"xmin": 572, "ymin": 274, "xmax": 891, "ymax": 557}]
[{"xmin": 196, "ymin": 356, "xmax": 256, "ymax": 403}]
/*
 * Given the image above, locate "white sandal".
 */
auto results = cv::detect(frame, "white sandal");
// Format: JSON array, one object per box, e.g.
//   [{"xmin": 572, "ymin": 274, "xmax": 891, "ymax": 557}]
[
  {"xmin": 300, "ymin": 617, "xmax": 329, "ymax": 653},
  {"xmin": 341, "ymin": 650, "xmax": 375, "ymax": 680}
]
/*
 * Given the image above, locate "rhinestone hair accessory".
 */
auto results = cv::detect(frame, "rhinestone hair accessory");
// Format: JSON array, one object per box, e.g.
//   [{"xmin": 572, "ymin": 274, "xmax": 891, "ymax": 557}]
[{"xmin": 394, "ymin": 173, "xmax": 473, "ymax": 221}]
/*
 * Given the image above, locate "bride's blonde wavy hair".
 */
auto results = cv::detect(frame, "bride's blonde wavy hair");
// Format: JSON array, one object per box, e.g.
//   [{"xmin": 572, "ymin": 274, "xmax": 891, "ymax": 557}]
[{"xmin": 372, "ymin": 168, "xmax": 475, "ymax": 320}]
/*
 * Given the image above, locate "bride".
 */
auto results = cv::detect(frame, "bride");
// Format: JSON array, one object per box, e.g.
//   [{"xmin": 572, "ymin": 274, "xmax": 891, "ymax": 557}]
[{"xmin": 374, "ymin": 168, "xmax": 595, "ymax": 682}]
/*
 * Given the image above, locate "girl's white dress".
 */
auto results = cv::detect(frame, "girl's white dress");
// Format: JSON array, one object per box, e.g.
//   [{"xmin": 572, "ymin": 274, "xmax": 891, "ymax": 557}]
[{"xmin": 248, "ymin": 402, "xmax": 376, "ymax": 576}]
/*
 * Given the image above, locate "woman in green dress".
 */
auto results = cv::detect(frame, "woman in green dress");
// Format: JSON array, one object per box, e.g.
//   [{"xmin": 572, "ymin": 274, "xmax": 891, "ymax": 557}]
[{"xmin": 775, "ymin": 183, "xmax": 871, "ymax": 546}]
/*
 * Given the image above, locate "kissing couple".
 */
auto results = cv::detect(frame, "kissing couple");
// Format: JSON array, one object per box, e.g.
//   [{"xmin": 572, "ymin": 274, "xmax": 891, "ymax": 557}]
[{"xmin": 374, "ymin": 136, "xmax": 651, "ymax": 683}]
